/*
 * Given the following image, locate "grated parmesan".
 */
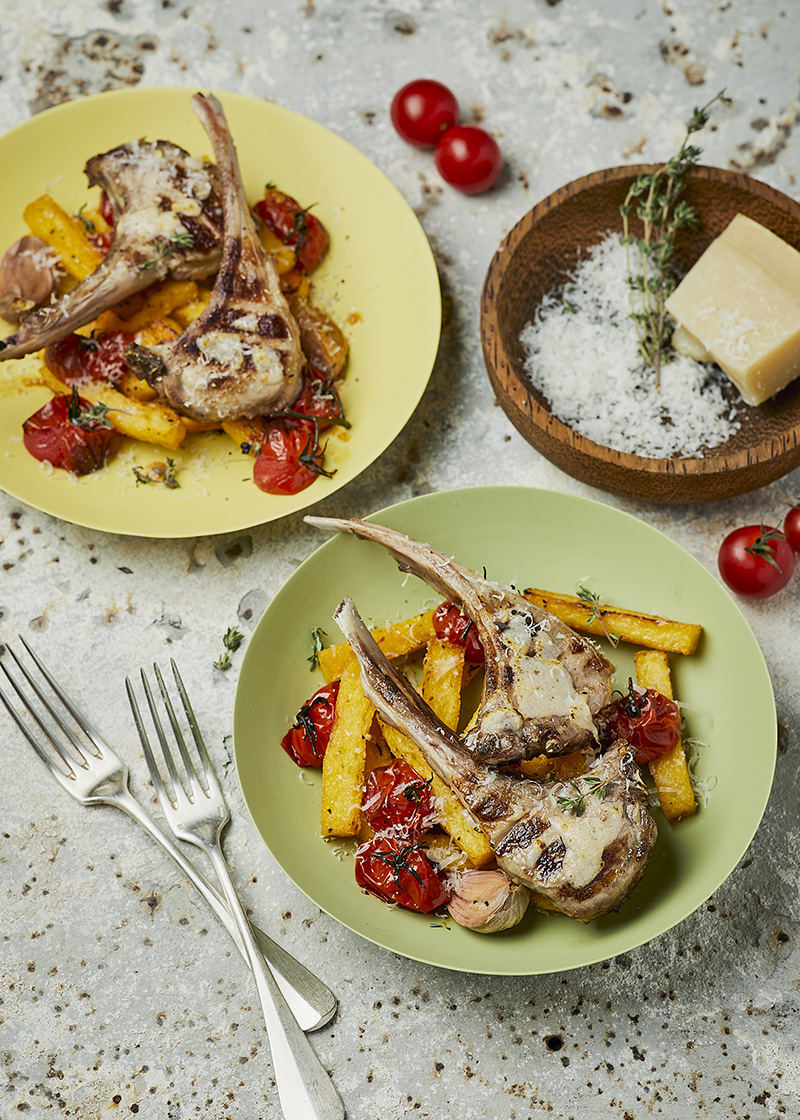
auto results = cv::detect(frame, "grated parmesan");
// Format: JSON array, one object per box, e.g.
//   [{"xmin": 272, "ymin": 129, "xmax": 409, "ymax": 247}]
[{"xmin": 519, "ymin": 234, "xmax": 743, "ymax": 459}]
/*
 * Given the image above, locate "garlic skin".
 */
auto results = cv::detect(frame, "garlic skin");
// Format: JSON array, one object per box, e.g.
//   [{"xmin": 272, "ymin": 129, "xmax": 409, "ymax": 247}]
[
  {"xmin": 0, "ymin": 236, "xmax": 60, "ymax": 322},
  {"xmin": 446, "ymin": 869, "xmax": 530, "ymax": 934}
]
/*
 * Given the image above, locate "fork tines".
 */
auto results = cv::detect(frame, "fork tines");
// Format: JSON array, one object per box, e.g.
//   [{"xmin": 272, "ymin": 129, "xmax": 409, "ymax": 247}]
[
  {"xmin": 127, "ymin": 661, "xmax": 217, "ymax": 807},
  {"xmin": 0, "ymin": 638, "xmax": 102, "ymax": 778}
]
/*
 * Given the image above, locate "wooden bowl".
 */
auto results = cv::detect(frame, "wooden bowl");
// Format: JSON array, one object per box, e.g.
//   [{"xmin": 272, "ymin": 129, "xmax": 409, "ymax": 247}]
[{"xmin": 481, "ymin": 165, "xmax": 800, "ymax": 504}]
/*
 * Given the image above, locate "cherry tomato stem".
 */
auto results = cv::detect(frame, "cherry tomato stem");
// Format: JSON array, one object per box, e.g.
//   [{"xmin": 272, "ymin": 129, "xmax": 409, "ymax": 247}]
[{"xmin": 718, "ymin": 523, "xmax": 795, "ymax": 599}]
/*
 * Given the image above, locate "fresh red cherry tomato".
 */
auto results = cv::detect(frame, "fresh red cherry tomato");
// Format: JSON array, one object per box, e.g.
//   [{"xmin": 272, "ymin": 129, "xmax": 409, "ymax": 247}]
[
  {"xmin": 434, "ymin": 125, "xmax": 502, "ymax": 194},
  {"xmin": 253, "ymin": 189, "xmax": 328, "ymax": 273},
  {"xmin": 22, "ymin": 388, "xmax": 120, "ymax": 475},
  {"xmin": 390, "ymin": 79, "xmax": 459, "ymax": 148},
  {"xmin": 362, "ymin": 759, "xmax": 436, "ymax": 838},
  {"xmin": 354, "ymin": 836, "xmax": 449, "ymax": 914},
  {"xmin": 599, "ymin": 683, "xmax": 682, "ymax": 766},
  {"xmin": 718, "ymin": 523, "xmax": 795, "ymax": 599},
  {"xmin": 44, "ymin": 331, "xmax": 135, "ymax": 387},
  {"xmin": 281, "ymin": 681, "xmax": 340, "ymax": 767},
  {"xmin": 783, "ymin": 506, "xmax": 800, "ymax": 553},
  {"xmin": 432, "ymin": 602, "xmax": 485, "ymax": 663},
  {"xmin": 252, "ymin": 422, "xmax": 333, "ymax": 496}
]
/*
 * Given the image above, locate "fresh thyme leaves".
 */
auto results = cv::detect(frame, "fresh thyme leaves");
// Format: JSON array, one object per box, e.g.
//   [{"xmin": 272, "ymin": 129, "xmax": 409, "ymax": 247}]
[
  {"xmin": 132, "ymin": 458, "xmax": 180, "ymax": 489},
  {"xmin": 308, "ymin": 626, "xmax": 327, "ymax": 670},
  {"xmin": 67, "ymin": 387, "xmax": 113, "ymax": 430},
  {"xmin": 214, "ymin": 626, "xmax": 245, "ymax": 671},
  {"xmin": 141, "ymin": 230, "xmax": 195, "ymax": 271},
  {"xmin": 576, "ymin": 585, "xmax": 620, "ymax": 647},
  {"xmin": 619, "ymin": 89, "xmax": 730, "ymax": 389},
  {"xmin": 76, "ymin": 204, "xmax": 95, "ymax": 233},
  {"xmin": 561, "ymin": 298, "xmax": 580, "ymax": 315},
  {"xmin": 557, "ymin": 775, "xmax": 612, "ymax": 816}
]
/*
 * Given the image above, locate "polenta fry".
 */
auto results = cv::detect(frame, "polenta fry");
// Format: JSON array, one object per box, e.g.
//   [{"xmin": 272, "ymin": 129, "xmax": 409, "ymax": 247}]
[
  {"xmin": 318, "ymin": 609, "xmax": 437, "ymax": 684},
  {"xmin": 23, "ymin": 194, "xmax": 104, "ymax": 281},
  {"xmin": 523, "ymin": 588, "xmax": 702, "ymax": 655},
  {"xmin": 320, "ymin": 658, "xmax": 375, "ymax": 838},
  {"xmin": 38, "ymin": 366, "xmax": 187, "ymax": 450},
  {"xmin": 634, "ymin": 649, "xmax": 697, "ymax": 821}
]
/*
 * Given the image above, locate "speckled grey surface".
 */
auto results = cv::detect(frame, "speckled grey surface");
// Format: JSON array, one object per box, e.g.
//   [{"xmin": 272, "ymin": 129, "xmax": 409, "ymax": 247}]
[{"xmin": 1, "ymin": 1, "xmax": 800, "ymax": 1116}]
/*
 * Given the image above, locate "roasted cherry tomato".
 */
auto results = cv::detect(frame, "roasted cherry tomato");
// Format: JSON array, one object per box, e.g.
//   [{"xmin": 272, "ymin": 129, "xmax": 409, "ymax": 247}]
[
  {"xmin": 434, "ymin": 125, "xmax": 502, "ymax": 194},
  {"xmin": 783, "ymin": 506, "xmax": 800, "ymax": 553},
  {"xmin": 252, "ymin": 422, "xmax": 332, "ymax": 496},
  {"xmin": 44, "ymin": 331, "xmax": 134, "ymax": 387},
  {"xmin": 281, "ymin": 681, "xmax": 340, "ymax": 767},
  {"xmin": 390, "ymin": 79, "xmax": 459, "ymax": 148},
  {"xmin": 599, "ymin": 683, "xmax": 682, "ymax": 766},
  {"xmin": 291, "ymin": 368, "xmax": 345, "ymax": 429},
  {"xmin": 253, "ymin": 189, "xmax": 328, "ymax": 273},
  {"xmin": 432, "ymin": 601, "xmax": 484, "ymax": 663},
  {"xmin": 354, "ymin": 836, "xmax": 449, "ymax": 914},
  {"xmin": 362, "ymin": 759, "xmax": 436, "ymax": 838},
  {"xmin": 22, "ymin": 388, "xmax": 120, "ymax": 475},
  {"xmin": 718, "ymin": 523, "xmax": 795, "ymax": 599}
]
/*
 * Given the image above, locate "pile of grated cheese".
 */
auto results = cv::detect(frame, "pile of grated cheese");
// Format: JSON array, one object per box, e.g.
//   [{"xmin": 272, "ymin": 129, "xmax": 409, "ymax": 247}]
[{"xmin": 519, "ymin": 234, "xmax": 743, "ymax": 459}]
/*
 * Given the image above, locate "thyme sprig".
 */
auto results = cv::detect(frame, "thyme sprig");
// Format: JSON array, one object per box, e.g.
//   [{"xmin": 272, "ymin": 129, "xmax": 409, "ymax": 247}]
[
  {"xmin": 307, "ymin": 626, "xmax": 327, "ymax": 670},
  {"xmin": 577, "ymin": 585, "xmax": 619, "ymax": 648},
  {"xmin": 132, "ymin": 458, "xmax": 179, "ymax": 488},
  {"xmin": 67, "ymin": 386, "xmax": 113, "ymax": 430},
  {"xmin": 557, "ymin": 775, "xmax": 611, "ymax": 817},
  {"xmin": 620, "ymin": 90, "xmax": 730, "ymax": 389},
  {"xmin": 141, "ymin": 230, "xmax": 195, "ymax": 271},
  {"xmin": 214, "ymin": 626, "xmax": 245, "ymax": 671}
]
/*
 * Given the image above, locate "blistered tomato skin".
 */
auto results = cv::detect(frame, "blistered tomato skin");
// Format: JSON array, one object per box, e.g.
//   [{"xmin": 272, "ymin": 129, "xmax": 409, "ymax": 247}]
[
  {"xmin": 22, "ymin": 394, "xmax": 120, "ymax": 475},
  {"xmin": 718, "ymin": 524, "xmax": 795, "ymax": 599},
  {"xmin": 432, "ymin": 601, "xmax": 485, "ymax": 662},
  {"xmin": 390, "ymin": 79, "xmax": 459, "ymax": 148},
  {"xmin": 44, "ymin": 331, "xmax": 135, "ymax": 387},
  {"xmin": 355, "ymin": 836, "xmax": 449, "ymax": 914},
  {"xmin": 362, "ymin": 759, "xmax": 436, "ymax": 838},
  {"xmin": 253, "ymin": 423, "xmax": 322, "ymax": 496},
  {"xmin": 280, "ymin": 681, "xmax": 340, "ymax": 767},
  {"xmin": 253, "ymin": 190, "xmax": 328, "ymax": 272},
  {"xmin": 600, "ymin": 687, "xmax": 682, "ymax": 766},
  {"xmin": 434, "ymin": 125, "xmax": 502, "ymax": 194}
]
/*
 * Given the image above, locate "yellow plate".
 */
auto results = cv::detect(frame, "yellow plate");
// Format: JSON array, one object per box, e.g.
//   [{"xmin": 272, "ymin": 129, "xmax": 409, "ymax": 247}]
[{"xmin": 0, "ymin": 88, "xmax": 441, "ymax": 536}]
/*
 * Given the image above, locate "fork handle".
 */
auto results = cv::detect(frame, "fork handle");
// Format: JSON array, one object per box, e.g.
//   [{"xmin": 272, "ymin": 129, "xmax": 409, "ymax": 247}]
[
  {"xmin": 115, "ymin": 788, "xmax": 337, "ymax": 1033},
  {"xmin": 206, "ymin": 843, "xmax": 346, "ymax": 1120}
]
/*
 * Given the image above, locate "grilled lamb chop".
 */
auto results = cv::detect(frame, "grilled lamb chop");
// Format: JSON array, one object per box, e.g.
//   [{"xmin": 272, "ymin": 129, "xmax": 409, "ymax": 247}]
[
  {"xmin": 305, "ymin": 516, "xmax": 614, "ymax": 763},
  {"xmin": 335, "ymin": 597, "xmax": 656, "ymax": 921},
  {"xmin": 124, "ymin": 93, "xmax": 304, "ymax": 421},
  {"xmin": 0, "ymin": 138, "xmax": 224, "ymax": 360}
]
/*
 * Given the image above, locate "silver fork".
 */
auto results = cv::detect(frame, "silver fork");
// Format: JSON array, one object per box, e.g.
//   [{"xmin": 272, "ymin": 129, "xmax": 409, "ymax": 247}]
[
  {"xmin": 129, "ymin": 661, "xmax": 345, "ymax": 1120},
  {"xmin": 0, "ymin": 638, "xmax": 336, "ymax": 1034}
]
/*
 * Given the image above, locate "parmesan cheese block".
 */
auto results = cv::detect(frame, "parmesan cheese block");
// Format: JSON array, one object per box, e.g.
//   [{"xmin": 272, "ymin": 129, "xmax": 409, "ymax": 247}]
[{"xmin": 665, "ymin": 214, "xmax": 800, "ymax": 406}]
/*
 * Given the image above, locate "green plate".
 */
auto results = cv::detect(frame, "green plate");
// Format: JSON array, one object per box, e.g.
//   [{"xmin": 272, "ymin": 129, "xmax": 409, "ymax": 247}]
[
  {"xmin": 234, "ymin": 487, "xmax": 776, "ymax": 974},
  {"xmin": 0, "ymin": 88, "xmax": 440, "ymax": 536}
]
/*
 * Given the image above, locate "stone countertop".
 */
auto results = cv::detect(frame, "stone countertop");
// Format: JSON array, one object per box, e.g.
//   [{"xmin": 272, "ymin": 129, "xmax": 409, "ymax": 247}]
[{"xmin": 1, "ymin": 1, "xmax": 799, "ymax": 1117}]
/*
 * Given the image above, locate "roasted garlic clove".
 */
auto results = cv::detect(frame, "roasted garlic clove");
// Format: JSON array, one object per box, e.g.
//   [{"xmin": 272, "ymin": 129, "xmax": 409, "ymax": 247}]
[
  {"xmin": 0, "ymin": 236, "xmax": 60, "ymax": 322},
  {"xmin": 446, "ymin": 869, "xmax": 529, "ymax": 934}
]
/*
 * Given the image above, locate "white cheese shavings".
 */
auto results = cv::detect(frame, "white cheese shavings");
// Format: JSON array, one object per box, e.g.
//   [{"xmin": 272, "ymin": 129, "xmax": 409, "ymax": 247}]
[
  {"xmin": 519, "ymin": 234, "xmax": 743, "ymax": 459},
  {"xmin": 197, "ymin": 332, "xmax": 245, "ymax": 371},
  {"xmin": 232, "ymin": 312, "xmax": 260, "ymax": 331}
]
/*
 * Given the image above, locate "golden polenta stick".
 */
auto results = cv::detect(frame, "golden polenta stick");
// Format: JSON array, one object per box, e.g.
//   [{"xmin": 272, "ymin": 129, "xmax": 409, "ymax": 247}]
[
  {"xmin": 115, "ymin": 279, "xmax": 199, "ymax": 333},
  {"xmin": 24, "ymin": 194, "xmax": 104, "ymax": 281},
  {"xmin": 518, "ymin": 751, "xmax": 587, "ymax": 782},
  {"xmin": 634, "ymin": 649, "xmax": 697, "ymax": 822},
  {"xmin": 38, "ymin": 367, "xmax": 187, "ymax": 451},
  {"xmin": 422, "ymin": 636, "xmax": 465, "ymax": 731},
  {"xmin": 523, "ymin": 588, "xmax": 702, "ymax": 656},
  {"xmin": 318, "ymin": 609, "xmax": 437, "ymax": 684},
  {"xmin": 320, "ymin": 658, "xmax": 375, "ymax": 838}
]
